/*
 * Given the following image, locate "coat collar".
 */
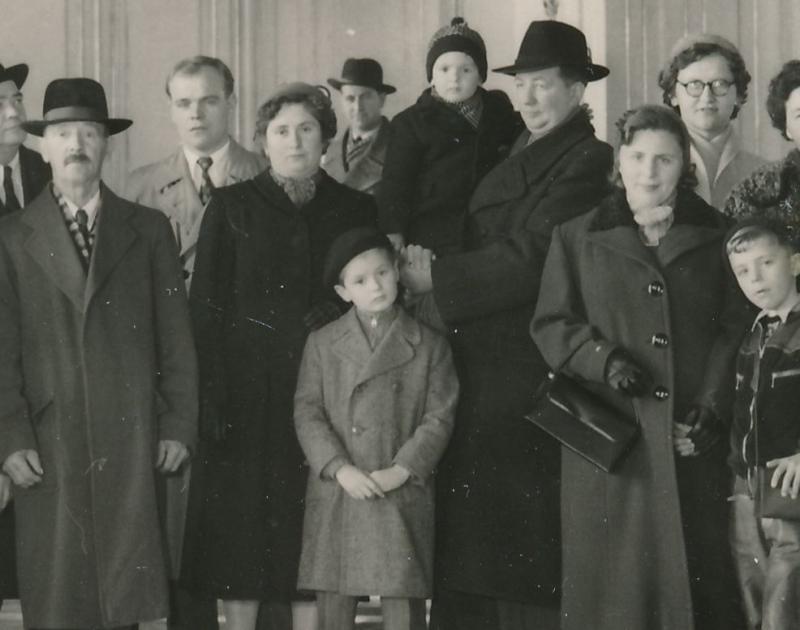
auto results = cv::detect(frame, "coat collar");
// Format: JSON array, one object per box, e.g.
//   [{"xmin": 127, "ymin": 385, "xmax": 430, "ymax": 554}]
[
  {"xmin": 21, "ymin": 183, "xmax": 136, "ymax": 312},
  {"xmin": 331, "ymin": 307, "xmax": 422, "ymax": 388},
  {"xmin": 585, "ymin": 188, "xmax": 725, "ymax": 269},
  {"xmin": 251, "ymin": 168, "xmax": 338, "ymax": 216},
  {"xmin": 469, "ymin": 108, "xmax": 599, "ymax": 212},
  {"xmin": 340, "ymin": 117, "xmax": 390, "ymax": 171}
]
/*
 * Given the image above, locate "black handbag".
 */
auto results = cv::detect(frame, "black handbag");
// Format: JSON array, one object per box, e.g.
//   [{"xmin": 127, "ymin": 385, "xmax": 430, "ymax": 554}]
[
  {"xmin": 756, "ymin": 467, "xmax": 800, "ymax": 520},
  {"xmin": 524, "ymin": 372, "xmax": 640, "ymax": 473}
]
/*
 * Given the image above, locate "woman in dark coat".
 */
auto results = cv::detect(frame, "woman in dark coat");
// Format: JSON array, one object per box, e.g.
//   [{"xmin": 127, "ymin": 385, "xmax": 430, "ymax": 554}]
[
  {"xmin": 183, "ymin": 82, "xmax": 376, "ymax": 630},
  {"xmin": 532, "ymin": 105, "xmax": 748, "ymax": 630}
]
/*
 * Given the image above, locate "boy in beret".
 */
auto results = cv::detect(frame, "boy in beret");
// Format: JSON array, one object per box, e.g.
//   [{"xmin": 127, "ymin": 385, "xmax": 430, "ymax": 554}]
[{"xmin": 293, "ymin": 227, "xmax": 458, "ymax": 630}]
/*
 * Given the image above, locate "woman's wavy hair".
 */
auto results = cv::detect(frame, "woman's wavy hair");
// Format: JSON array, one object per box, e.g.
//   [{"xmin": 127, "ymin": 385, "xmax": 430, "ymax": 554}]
[
  {"xmin": 767, "ymin": 60, "xmax": 800, "ymax": 140},
  {"xmin": 611, "ymin": 104, "xmax": 698, "ymax": 192},
  {"xmin": 254, "ymin": 85, "xmax": 337, "ymax": 150},
  {"xmin": 658, "ymin": 42, "xmax": 750, "ymax": 120}
]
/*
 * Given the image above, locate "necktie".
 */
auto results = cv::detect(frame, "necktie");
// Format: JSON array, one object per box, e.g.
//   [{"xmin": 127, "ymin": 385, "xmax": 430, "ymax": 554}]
[
  {"xmin": 346, "ymin": 135, "xmax": 368, "ymax": 168},
  {"xmin": 197, "ymin": 156, "xmax": 214, "ymax": 206},
  {"xmin": 75, "ymin": 209, "xmax": 93, "ymax": 262},
  {"xmin": 760, "ymin": 314, "xmax": 782, "ymax": 347},
  {"xmin": 3, "ymin": 165, "xmax": 20, "ymax": 212}
]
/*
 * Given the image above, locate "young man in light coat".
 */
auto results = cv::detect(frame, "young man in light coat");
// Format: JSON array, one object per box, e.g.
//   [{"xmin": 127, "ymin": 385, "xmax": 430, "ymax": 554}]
[{"xmin": 0, "ymin": 77, "xmax": 197, "ymax": 630}]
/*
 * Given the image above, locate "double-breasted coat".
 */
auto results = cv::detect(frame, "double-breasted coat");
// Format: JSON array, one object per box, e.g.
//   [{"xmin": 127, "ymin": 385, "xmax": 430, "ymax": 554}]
[
  {"xmin": 0, "ymin": 185, "xmax": 198, "ymax": 629},
  {"xmin": 322, "ymin": 117, "xmax": 390, "ymax": 196},
  {"xmin": 377, "ymin": 87, "xmax": 521, "ymax": 255},
  {"xmin": 531, "ymin": 189, "xmax": 748, "ymax": 630},
  {"xmin": 0, "ymin": 144, "xmax": 50, "ymax": 600},
  {"xmin": 428, "ymin": 109, "xmax": 613, "ymax": 605},
  {"xmin": 294, "ymin": 308, "xmax": 458, "ymax": 597},
  {"xmin": 183, "ymin": 170, "xmax": 376, "ymax": 600}
]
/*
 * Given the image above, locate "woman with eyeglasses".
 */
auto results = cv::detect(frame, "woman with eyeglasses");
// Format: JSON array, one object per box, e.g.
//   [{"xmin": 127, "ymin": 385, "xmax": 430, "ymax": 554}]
[{"xmin": 659, "ymin": 33, "xmax": 765, "ymax": 209}]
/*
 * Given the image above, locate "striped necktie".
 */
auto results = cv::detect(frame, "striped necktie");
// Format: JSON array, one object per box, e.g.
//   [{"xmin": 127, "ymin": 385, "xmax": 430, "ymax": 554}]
[{"xmin": 197, "ymin": 156, "xmax": 214, "ymax": 205}]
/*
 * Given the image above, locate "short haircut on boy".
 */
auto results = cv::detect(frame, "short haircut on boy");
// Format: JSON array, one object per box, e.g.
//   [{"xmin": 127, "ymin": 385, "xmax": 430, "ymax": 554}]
[{"xmin": 725, "ymin": 218, "xmax": 799, "ymax": 256}]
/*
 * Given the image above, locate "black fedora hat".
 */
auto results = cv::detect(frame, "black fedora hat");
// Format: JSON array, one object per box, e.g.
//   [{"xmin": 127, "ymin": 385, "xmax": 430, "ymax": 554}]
[
  {"xmin": 327, "ymin": 58, "xmax": 396, "ymax": 94},
  {"xmin": 23, "ymin": 77, "xmax": 133, "ymax": 137},
  {"xmin": 494, "ymin": 20, "xmax": 609, "ymax": 81},
  {"xmin": 0, "ymin": 63, "xmax": 29, "ymax": 89}
]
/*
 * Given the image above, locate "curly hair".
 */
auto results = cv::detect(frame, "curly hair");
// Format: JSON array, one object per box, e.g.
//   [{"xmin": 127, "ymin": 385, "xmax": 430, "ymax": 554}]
[
  {"xmin": 612, "ymin": 104, "xmax": 698, "ymax": 192},
  {"xmin": 767, "ymin": 60, "xmax": 800, "ymax": 140},
  {"xmin": 254, "ymin": 87, "xmax": 337, "ymax": 146},
  {"xmin": 658, "ymin": 42, "xmax": 750, "ymax": 120}
]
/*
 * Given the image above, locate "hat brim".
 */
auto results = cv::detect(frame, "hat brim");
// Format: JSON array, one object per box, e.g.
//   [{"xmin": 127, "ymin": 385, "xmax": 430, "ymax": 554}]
[
  {"xmin": 493, "ymin": 61, "xmax": 609, "ymax": 82},
  {"xmin": 326, "ymin": 78, "xmax": 396, "ymax": 94},
  {"xmin": 22, "ymin": 117, "xmax": 133, "ymax": 137},
  {"xmin": 0, "ymin": 63, "xmax": 29, "ymax": 90}
]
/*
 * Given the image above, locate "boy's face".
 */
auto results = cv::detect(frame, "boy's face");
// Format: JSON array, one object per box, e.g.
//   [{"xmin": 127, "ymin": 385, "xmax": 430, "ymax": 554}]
[
  {"xmin": 335, "ymin": 248, "xmax": 399, "ymax": 315},
  {"xmin": 430, "ymin": 51, "xmax": 481, "ymax": 103},
  {"xmin": 729, "ymin": 235, "xmax": 800, "ymax": 312}
]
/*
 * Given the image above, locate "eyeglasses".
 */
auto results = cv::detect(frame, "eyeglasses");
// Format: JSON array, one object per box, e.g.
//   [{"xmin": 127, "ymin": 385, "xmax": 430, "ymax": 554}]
[{"xmin": 676, "ymin": 79, "xmax": 734, "ymax": 97}]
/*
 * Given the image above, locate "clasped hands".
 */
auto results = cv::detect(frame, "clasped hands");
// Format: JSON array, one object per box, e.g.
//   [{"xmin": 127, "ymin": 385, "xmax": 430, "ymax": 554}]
[
  {"xmin": 335, "ymin": 463, "xmax": 411, "ymax": 500},
  {"xmin": 1, "ymin": 440, "xmax": 190, "ymax": 493}
]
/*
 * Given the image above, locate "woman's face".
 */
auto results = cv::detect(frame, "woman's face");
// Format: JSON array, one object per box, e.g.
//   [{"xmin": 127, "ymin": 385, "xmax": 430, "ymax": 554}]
[
  {"xmin": 670, "ymin": 53, "xmax": 738, "ymax": 140},
  {"xmin": 619, "ymin": 129, "xmax": 684, "ymax": 210},
  {"xmin": 263, "ymin": 102, "xmax": 324, "ymax": 178},
  {"xmin": 784, "ymin": 86, "xmax": 800, "ymax": 149}
]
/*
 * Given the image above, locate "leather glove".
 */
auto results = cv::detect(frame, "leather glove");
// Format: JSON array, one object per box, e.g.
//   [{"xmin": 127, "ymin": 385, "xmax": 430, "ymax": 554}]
[
  {"xmin": 303, "ymin": 300, "xmax": 345, "ymax": 331},
  {"xmin": 604, "ymin": 350, "xmax": 652, "ymax": 397},
  {"xmin": 683, "ymin": 405, "xmax": 723, "ymax": 456}
]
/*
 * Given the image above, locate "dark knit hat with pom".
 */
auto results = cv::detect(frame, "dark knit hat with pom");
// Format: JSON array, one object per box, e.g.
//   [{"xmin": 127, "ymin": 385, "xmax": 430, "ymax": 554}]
[{"xmin": 426, "ymin": 17, "xmax": 487, "ymax": 82}]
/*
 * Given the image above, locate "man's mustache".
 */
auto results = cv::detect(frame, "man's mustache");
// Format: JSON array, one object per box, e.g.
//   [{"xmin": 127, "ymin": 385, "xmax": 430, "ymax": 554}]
[{"xmin": 64, "ymin": 154, "xmax": 90, "ymax": 165}]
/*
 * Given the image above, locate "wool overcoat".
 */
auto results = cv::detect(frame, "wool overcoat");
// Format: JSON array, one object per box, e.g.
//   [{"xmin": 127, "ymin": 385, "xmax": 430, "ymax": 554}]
[
  {"xmin": 0, "ymin": 185, "xmax": 198, "ymax": 629},
  {"xmin": 183, "ymin": 170, "xmax": 376, "ymax": 600},
  {"xmin": 294, "ymin": 308, "xmax": 458, "ymax": 597},
  {"xmin": 322, "ymin": 117, "xmax": 390, "ymax": 196},
  {"xmin": 429, "ymin": 109, "xmax": 613, "ymax": 604},
  {"xmin": 377, "ymin": 87, "xmax": 521, "ymax": 255},
  {"xmin": 531, "ymin": 189, "xmax": 749, "ymax": 630}
]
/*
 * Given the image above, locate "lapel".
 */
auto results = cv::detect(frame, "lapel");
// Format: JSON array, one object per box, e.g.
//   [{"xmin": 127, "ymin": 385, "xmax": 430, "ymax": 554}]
[
  {"xmin": 586, "ymin": 188, "xmax": 724, "ymax": 270},
  {"xmin": 21, "ymin": 187, "xmax": 87, "ymax": 312},
  {"xmin": 344, "ymin": 118, "xmax": 389, "ymax": 191},
  {"xmin": 152, "ymin": 149, "xmax": 203, "ymax": 251},
  {"xmin": 717, "ymin": 128, "xmax": 740, "ymax": 183},
  {"xmin": 469, "ymin": 110, "xmax": 596, "ymax": 212},
  {"xmin": 85, "ymin": 184, "xmax": 137, "ymax": 307},
  {"xmin": 689, "ymin": 143, "xmax": 712, "ymax": 203},
  {"xmin": 251, "ymin": 170, "xmax": 302, "ymax": 216},
  {"xmin": 332, "ymin": 308, "xmax": 420, "ymax": 390}
]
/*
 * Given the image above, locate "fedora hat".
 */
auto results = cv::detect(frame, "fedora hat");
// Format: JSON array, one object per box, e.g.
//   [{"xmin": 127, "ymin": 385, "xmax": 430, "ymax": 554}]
[
  {"xmin": 327, "ymin": 58, "xmax": 396, "ymax": 94},
  {"xmin": 0, "ymin": 62, "xmax": 29, "ymax": 89},
  {"xmin": 23, "ymin": 77, "xmax": 133, "ymax": 137},
  {"xmin": 494, "ymin": 20, "xmax": 609, "ymax": 81}
]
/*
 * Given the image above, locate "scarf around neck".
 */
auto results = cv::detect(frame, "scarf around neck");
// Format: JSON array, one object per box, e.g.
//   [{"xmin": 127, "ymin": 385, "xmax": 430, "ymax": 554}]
[{"xmin": 269, "ymin": 167, "xmax": 323, "ymax": 207}]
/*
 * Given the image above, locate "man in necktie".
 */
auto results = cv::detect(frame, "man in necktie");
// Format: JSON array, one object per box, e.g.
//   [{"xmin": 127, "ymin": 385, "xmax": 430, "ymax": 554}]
[
  {"xmin": 0, "ymin": 59, "xmax": 51, "ymax": 619},
  {"xmin": 323, "ymin": 58, "xmax": 395, "ymax": 195},
  {"xmin": 0, "ymin": 61, "xmax": 50, "ymax": 216},
  {"xmin": 126, "ymin": 55, "xmax": 265, "ymax": 288},
  {"xmin": 0, "ymin": 77, "xmax": 197, "ymax": 630}
]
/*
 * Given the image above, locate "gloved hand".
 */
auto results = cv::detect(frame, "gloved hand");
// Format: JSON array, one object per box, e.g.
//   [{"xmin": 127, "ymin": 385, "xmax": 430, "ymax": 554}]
[
  {"xmin": 682, "ymin": 405, "xmax": 723, "ymax": 456},
  {"xmin": 303, "ymin": 301, "xmax": 345, "ymax": 331},
  {"xmin": 604, "ymin": 350, "xmax": 652, "ymax": 397}
]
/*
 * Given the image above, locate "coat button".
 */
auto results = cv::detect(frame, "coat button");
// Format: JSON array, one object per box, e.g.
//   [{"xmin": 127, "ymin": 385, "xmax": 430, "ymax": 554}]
[
  {"xmin": 654, "ymin": 386, "xmax": 670, "ymax": 401},
  {"xmin": 650, "ymin": 333, "xmax": 669, "ymax": 348},
  {"xmin": 647, "ymin": 281, "xmax": 665, "ymax": 296}
]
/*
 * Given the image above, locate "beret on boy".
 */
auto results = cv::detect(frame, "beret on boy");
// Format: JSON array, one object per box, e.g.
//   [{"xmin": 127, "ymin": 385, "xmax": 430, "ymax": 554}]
[{"xmin": 323, "ymin": 226, "xmax": 394, "ymax": 289}]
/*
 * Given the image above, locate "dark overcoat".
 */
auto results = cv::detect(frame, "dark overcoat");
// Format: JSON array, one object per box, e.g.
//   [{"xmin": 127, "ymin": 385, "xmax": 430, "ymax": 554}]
[
  {"xmin": 183, "ymin": 170, "xmax": 376, "ymax": 600},
  {"xmin": 295, "ymin": 308, "xmax": 458, "ymax": 597},
  {"xmin": 0, "ymin": 144, "xmax": 51, "ymax": 599},
  {"xmin": 429, "ymin": 110, "xmax": 613, "ymax": 604},
  {"xmin": 377, "ymin": 87, "xmax": 521, "ymax": 255},
  {"xmin": 322, "ymin": 117, "xmax": 390, "ymax": 196},
  {"xmin": 531, "ymin": 189, "xmax": 748, "ymax": 630},
  {"xmin": 0, "ymin": 185, "xmax": 198, "ymax": 628}
]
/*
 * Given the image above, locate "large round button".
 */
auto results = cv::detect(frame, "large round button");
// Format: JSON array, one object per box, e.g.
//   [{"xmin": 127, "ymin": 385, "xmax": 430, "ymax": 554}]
[
  {"xmin": 647, "ymin": 281, "xmax": 665, "ymax": 296},
  {"xmin": 650, "ymin": 333, "xmax": 669, "ymax": 347},
  {"xmin": 654, "ymin": 387, "xmax": 670, "ymax": 401}
]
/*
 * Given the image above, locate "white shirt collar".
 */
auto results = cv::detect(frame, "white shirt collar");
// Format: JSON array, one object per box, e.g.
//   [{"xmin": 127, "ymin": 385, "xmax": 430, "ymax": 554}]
[
  {"xmin": 60, "ymin": 188, "xmax": 102, "ymax": 229},
  {"xmin": 183, "ymin": 138, "xmax": 231, "ymax": 188}
]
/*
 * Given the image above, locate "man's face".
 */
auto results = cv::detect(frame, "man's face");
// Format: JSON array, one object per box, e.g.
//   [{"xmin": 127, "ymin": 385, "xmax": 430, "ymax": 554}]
[
  {"xmin": 0, "ymin": 80, "xmax": 27, "ymax": 150},
  {"xmin": 340, "ymin": 85, "xmax": 385, "ymax": 135},
  {"xmin": 514, "ymin": 67, "xmax": 584, "ymax": 136},
  {"xmin": 40, "ymin": 121, "xmax": 108, "ymax": 188},
  {"xmin": 168, "ymin": 67, "xmax": 234, "ymax": 154}
]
